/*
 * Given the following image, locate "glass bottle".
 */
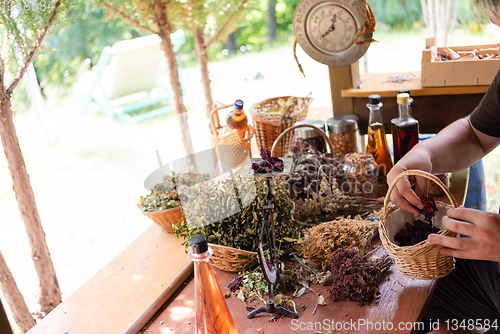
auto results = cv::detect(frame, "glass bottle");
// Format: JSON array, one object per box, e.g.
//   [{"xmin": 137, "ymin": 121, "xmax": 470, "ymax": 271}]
[
  {"xmin": 188, "ymin": 234, "xmax": 239, "ymax": 334},
  {"xmin": 366, "ymin": 94, "xmax": 393, "ymax": 180},
  {"xmin": 226, "ymin": 99, "xmax": 248, "ymax": 139},
  {"xmin": 391, "ymin": 93, "xmax": 419, "ymax": 164}
]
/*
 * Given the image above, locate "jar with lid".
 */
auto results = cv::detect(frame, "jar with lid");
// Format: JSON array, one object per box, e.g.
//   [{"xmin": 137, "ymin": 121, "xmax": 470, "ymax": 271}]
[
  {"xmin": 342, "ymin": 152, "xmax": 378, "ymax": 197},
  {"xmin": 327, "ymin": 115, "xmax": 360, "ymax": 160},
  {"xmin": 294, "ymin": 119, "xmax": 326, "ymax": 153}
]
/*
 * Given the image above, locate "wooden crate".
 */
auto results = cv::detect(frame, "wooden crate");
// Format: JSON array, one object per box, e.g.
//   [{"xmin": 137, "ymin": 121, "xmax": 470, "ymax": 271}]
[{"xmin": 421, "ymin": 43, "xmax": 500, "ymax": 87}]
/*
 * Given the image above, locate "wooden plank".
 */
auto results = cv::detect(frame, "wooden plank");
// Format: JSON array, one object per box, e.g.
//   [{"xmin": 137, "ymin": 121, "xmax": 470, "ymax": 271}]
[
  {"xmin": 329, "ymin": 65, "xmax": 355, "ymax": 115},
  {"xmin": 142, "ymin": 246, "xmax": 437, "ymax": 334},
  {"xmin": 28, "ymin": 224, "xmax": 192, "ymax": 334},
  {"xmin": 342, "ymin": 72, "xmax": 489, "ymax": 98}
]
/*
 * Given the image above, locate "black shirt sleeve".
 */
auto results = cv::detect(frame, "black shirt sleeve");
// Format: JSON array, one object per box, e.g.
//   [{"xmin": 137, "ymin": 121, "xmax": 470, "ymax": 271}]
[{"xmin": 470, "ymin": 69, "xmax": 500, "ymax": 137}]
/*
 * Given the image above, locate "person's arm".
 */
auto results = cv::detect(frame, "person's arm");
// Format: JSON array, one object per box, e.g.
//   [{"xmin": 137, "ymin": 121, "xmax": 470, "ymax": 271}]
[{"xmin": 387, "ymin": 116, "xmax": 490, "ymax": 216}]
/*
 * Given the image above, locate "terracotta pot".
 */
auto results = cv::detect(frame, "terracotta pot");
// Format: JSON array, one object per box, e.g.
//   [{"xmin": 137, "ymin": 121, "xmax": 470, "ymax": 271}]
[{"xmin": 141, "ymin": 206, "xmax": 184, "ymax": 233}]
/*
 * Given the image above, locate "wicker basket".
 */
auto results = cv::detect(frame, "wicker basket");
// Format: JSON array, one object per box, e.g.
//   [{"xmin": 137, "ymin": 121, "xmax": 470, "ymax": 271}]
[
  {"xmin": 379, "ymin": 170, "xmax": 458, "ymax": 280},
  {"xmin": 249, "ymin": 94, "xmax": 312, "ymax": 157},
  {"xmin": 210, "ymin": 103, "xmax": 253, "ymax": 169},
  {"xmin": 208, "ymin": 243, "xmax": 258, "ymax": 272},
  {"xmin": 270, "ymin": 123, "xmax": 334, "ymax": 157},
  {"xmin": 141, "ymin": 206, "xmax": 184, "ymax": 233}
]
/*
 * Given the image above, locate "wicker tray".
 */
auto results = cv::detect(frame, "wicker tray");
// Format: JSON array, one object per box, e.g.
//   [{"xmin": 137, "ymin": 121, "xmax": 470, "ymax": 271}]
[
  {"xmin": 249, "ymin": 95, "xmax": 312, "ymax": 157},
  {"xmin": 208, "ymin": 243, "xmax": 258, "ymax": 272},
  {"xmin": 379, "ymin": 170, "xmax": 457, "ymax": 280},
  {"xmin": 141, "ymin": 206, "xmax": 184, "ymax": 233}
]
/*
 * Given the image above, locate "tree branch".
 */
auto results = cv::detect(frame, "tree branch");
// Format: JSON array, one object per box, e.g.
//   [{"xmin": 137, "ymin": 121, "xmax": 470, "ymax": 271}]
[
  {"xmin": 100, "ymin": 1, "xmax": 157, "ymax": 35},
  {"xmin": 205, "ymin": 0, "xmax": 249, "ymax": 49},
  {"xmin": 6, "ymin": 0, "xmax": 62, "ymax": 96}
]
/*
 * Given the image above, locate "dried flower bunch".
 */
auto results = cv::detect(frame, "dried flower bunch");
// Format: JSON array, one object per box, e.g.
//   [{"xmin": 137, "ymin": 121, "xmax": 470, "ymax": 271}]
[
  {"xmin": 174, "ymin": 176, "xmax": 300, "ymax": 252},
  {"xmin": 299, "ymin": 216, "xmax": 378, "ymax": 269},
  {"xmin": 328, "ymin": 247, "xmax": 393, "ymax": 306},
  {"xmin": 394, "ymin": 195, "xmax": 439, "ymax": 246},
  {"xmin": 137, "ymin": 172, "xmax": 209, "ymax": 212},
  {"xmin": 251, "ymin": 147, "xmax": 284, "ymax": 173}
]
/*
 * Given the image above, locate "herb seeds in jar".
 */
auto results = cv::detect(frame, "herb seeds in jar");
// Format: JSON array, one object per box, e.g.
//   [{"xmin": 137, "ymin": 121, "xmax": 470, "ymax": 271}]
[
  {"xmin": 327, "ymin": 115, "xmax": 360, "ymax": 160},
  {"xmin": 342, "ymin": 152, "xmax": 378, "ymax": 197},
  {"xmin": 294, "ymin": 120, "xmax": 327, "ymax": 153}
]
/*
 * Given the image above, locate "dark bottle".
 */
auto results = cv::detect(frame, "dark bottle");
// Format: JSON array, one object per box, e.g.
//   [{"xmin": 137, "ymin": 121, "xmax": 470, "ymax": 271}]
[
  {"xmin": 188, "ymin": 234, "xmax": 239, "ymax": 334},
  {"xmin": 366, "ymin": 94, "xmax": 393, "ymax": 179},
  {"xmin": 226, "ymin": 99, "xmax": 248, "ymax": 139},
  {"xmin": 391, "ymin": 93, "xmax": 419, "ymax": 163}
]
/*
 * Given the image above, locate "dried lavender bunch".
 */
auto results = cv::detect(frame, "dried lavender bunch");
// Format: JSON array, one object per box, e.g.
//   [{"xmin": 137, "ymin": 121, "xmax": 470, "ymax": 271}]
[{"xmin": 328, "ymin": 247, "xmax": 393, "ymax": 306}]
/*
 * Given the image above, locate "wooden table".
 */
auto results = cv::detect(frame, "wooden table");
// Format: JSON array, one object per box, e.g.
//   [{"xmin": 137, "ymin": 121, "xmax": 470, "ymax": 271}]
[{"xmin": 27, "ymin": 170, "xmax": 468, "ymax": 334}]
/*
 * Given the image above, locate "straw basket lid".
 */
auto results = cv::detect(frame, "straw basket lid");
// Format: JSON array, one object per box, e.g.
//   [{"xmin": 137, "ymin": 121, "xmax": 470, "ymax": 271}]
[{"xmin": 379, "ymin": 170, "xmax": 458, "ymax": 280}]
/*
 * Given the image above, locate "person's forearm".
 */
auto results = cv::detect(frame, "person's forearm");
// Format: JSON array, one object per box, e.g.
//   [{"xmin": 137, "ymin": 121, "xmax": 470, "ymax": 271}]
[{"xmin": 405, "ymin": 117, "xmax": 485, "ymax": 174}]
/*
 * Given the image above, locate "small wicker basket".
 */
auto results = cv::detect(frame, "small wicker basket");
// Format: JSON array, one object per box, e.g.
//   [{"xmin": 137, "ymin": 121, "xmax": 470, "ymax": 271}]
[
  {"xmin": 249, "ymin": 94, "xmax": 312, "ymax": 157},
  {"xmin": 379, "ymin": 170, "xmax": 458, "ymax": 280},
  {"xmin": 210, "ymin": 103, "xmax": 253, "ymax": 169},
  {"xmin": 141, "ymin": 206, "xmax": 184, "ymax": 233},
  {"xmin": 208, "ymin": 243, "xmax": 258, "ymax": 272}
]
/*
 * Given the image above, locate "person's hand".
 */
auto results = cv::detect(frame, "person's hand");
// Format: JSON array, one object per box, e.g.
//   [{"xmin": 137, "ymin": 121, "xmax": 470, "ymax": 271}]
[
  {"xmin": 386, "ymin": 147, "xmax": 432, "ymax": 217},
  {"xmin": 428, "ymin": 207, "xmax": 500, "ymax": 262}
]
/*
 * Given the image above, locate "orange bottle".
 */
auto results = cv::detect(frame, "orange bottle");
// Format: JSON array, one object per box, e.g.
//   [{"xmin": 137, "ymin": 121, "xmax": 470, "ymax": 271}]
[
  {"xmin": 226, "ymin": 99, "xmax": 248, "ymax": 138},
  {"xmin": 188, "ymin": 234, "xmax": 239, "ymax": 334}
]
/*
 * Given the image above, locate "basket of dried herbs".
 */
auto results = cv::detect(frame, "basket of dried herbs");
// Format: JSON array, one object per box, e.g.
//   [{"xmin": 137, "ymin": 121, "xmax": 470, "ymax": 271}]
[
  {"xmin": 174, "ymin": 175, "xmax": 300, "ymax": 272},
  {"xmin": 379, "ymin": 170, "xmax": 457, "ymax": 280},
  {"xmin": 249, "ymin": 95, "xmax": 312, "ymax": 157},
  {"xmin": 138, "ymin": 173, "xmax": 209, "ymax": 233}
]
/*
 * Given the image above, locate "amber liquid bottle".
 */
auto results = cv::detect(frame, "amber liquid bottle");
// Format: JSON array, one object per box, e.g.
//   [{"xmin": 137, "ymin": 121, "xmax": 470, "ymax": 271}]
[
  {"xmin": 366, "ymin": 94, "xmax": 393, "ymax": 179},
  {"xmin": 226, "ymin": 99, "xmax": 248, "ymax": 139},
  {"xmin": 391, "ymin": 93, "xmax": 419, "ymax": 163},
  {"xmin": 188, "ymin": 234, "xmax": 239, "ymax": 334}
]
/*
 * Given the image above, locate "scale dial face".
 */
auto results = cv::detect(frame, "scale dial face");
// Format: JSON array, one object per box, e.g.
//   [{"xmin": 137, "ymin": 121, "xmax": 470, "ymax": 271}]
[{"xmin": 293, "ymin": 0, "xmax": 372, "ymax": 67}]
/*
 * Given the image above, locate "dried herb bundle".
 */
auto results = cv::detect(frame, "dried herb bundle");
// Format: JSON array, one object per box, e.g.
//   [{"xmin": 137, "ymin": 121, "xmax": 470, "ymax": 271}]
[
  {"xmin": 299, "ymin": 216, "xmax": 378, "ymax": 269},
  {"xmin": 138, "ymin": 172, "xmax": 209, "ymax": 212},
  {"xmin": 328, "ymin": 247, "xmax": 393, "ymax": 306},
  {"xmin": 174, "ymin": 176, "xmax": 300, "ymax": 252}
]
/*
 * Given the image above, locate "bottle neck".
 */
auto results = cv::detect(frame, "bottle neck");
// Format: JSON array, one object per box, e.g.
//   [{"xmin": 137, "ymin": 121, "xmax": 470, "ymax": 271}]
[
  {"xmin": 188, "ymin": 247, "xmax": 213, "ymax": 262},
  {"xmin": 367, "ymin": 103, "xmax": 383, "ymax": 125},
  {"xmin": 234, "ymin": 108, "xmax": 244, "ymax": 116},
  {"xmin": 398, "ymin": 103, "xmax": 411, "ymax": 120}
]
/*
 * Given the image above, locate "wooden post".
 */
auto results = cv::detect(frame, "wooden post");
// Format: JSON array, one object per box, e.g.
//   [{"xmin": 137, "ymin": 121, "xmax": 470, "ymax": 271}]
[
  {"xmin": 0, "ymin": 298, "xmax": 14, "ymax": 334},
  {"xmin": 0, "ymin": 250, "xmax": 36, "ymax": 332},
  {"xmin": 328, "ymin": 62, "xmax": 359, "ymax": 116}
]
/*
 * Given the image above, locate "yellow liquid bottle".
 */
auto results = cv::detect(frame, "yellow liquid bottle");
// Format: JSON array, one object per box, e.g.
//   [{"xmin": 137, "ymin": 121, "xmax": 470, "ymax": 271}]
[
  {"xmin": 226, "ymin": 99, "xmax": 248, "ymax": 139},
  {"xmin": 366, "ymin": 94, "xmax": 393, "ymax": 179},
  {"xmin": 189, "ymin": 234, "xmax": 239, "ymax": 334}
]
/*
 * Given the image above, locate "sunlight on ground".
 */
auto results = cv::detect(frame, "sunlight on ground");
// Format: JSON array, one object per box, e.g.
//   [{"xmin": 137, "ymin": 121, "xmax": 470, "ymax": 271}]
[{"xmin": 1, "ymin": 25, "xmax": 500, "ymax": 331}]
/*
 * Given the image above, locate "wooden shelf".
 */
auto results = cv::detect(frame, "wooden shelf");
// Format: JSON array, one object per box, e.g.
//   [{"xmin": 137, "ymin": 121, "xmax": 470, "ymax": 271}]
[{"xmin": 342, "ymin": 71, "xmax": 489, "ymax": 98}]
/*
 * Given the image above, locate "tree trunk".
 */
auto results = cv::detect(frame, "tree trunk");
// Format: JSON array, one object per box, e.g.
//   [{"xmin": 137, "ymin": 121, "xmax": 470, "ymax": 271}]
[
  {"xmin": 193, "ymin": 29, "xmax": 213, "ymax": 119},
  {"xmin": 224, "ymin": 31, "xmax": 238, "ymax": 54},
  {"xmin": 0, "ymin": 251, "xmax": 35, "ymax": 333},
  {"xmin": 0, "ymin": 97, "xmax": 61, "ymax": 316},
  {"xmin": 153, "ymin": 0, "xmax": 194, "ymax": 157},
  {"xmin": 267, "ymin": 0, "xmax": 277, "ymax": 43}
]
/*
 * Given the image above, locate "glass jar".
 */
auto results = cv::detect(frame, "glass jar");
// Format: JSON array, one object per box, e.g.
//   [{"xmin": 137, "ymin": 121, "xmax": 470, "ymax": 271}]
[
  {"xmin": 327, "ymin": 115, "xmax": 360, "ymax": 160},
  {"xmin": 342, "ymin": 152, "xmax": 378, "ymax": 197},
  {"xmin": 294, "ymin": 119, "xmax": 327, "ymax": 153}
]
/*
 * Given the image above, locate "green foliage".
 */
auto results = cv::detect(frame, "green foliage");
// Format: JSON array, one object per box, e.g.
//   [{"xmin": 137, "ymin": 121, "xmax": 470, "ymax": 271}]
[
  {"xmin": 34, "ymin": 1, "xmax": 145, "ymax": 93},
  {"xmin": 369, "ymin": 0, "xmax": 423, "ymax": 28},
  {"xmin": 0, "ymin": 1, "xmax": 69, "ymax": 91}
]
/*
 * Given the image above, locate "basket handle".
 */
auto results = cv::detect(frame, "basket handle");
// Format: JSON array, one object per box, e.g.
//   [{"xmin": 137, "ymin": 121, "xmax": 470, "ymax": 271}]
[
  {"xmin": 209, "ymin": 103, "xmax": 232, "ymax": 137},
  {"xmin": 270, "ymin": 124, "xmax": 334, "ymax": 157},
  {"xmin": 384, "ymin": 170, "xmax": 458, "ymax": 213}
]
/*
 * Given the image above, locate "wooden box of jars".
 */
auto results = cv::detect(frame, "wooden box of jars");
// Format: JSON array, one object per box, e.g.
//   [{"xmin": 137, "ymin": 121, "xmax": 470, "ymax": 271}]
[{"xmin": 421, "ymin": 43, "xmax": 500, "ymax": 87}]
